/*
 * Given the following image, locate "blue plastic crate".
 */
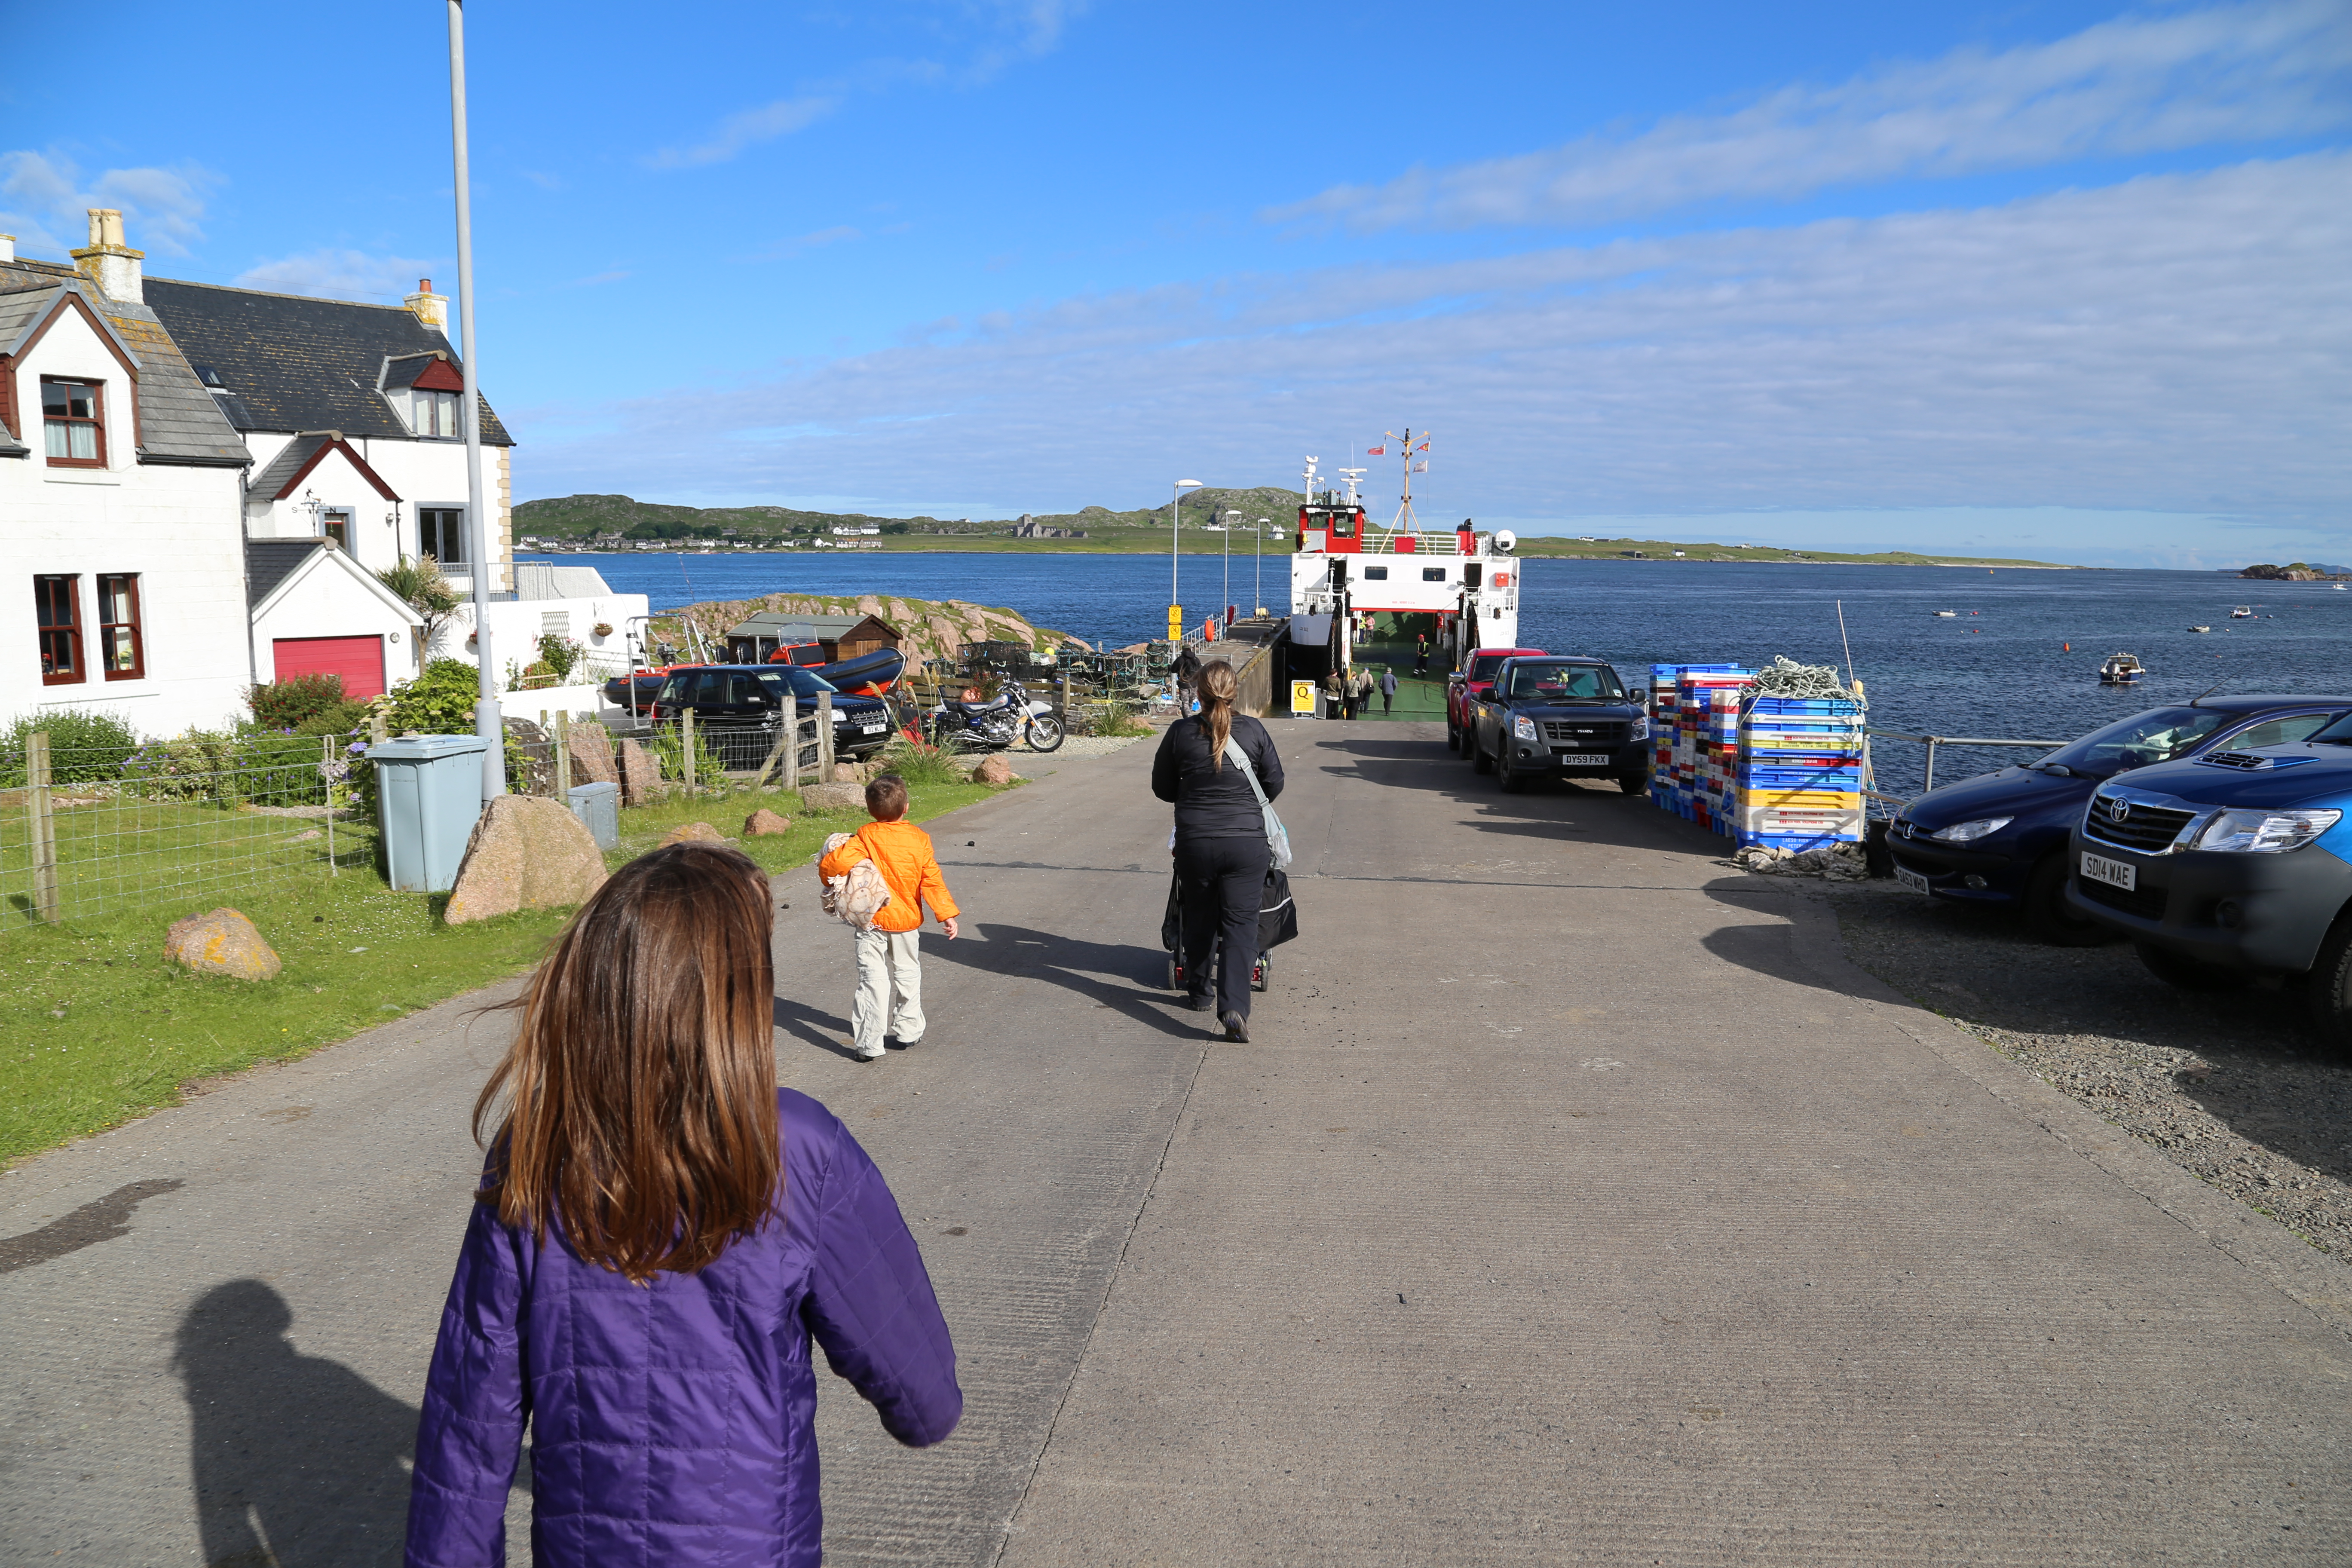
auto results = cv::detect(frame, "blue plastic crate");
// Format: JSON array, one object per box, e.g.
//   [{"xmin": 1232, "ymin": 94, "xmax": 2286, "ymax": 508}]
[
  {"xmin": 1748, "ymin": 697, "xmax": 1862, "ymax": 716},
  {"xmin": 1735, "ymin": 828, "xmax": 1862, "ymax": 851},
  {"xmin": 1739, "ymin": 765, "xmax": 1864, "ymax": 788}
]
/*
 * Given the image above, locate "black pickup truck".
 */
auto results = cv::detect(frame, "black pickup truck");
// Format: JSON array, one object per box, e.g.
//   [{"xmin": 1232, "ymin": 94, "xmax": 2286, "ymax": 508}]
[{"xmin": 1465, "ymin": 656, "xmax": 1651, "ymax": 794}]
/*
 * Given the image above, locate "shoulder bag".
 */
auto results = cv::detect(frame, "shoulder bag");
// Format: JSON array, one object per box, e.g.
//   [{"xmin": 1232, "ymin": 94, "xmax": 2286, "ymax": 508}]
[{"xmin": 1222, "ymin": 733, "xmax": 1293, "ymax": 870}]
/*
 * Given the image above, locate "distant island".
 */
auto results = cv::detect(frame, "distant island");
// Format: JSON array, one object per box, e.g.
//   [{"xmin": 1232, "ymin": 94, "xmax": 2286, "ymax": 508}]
[
  {"xmin": 2239, "ymin": 561, "xmax": 2350, "ymax": 580},
  {"xmin": 512, "ymin": 492, "xmax": 2080, "ymax": 570}
]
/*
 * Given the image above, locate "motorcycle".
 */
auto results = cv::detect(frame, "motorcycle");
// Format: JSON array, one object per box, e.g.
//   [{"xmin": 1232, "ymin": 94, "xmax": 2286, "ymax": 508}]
[{"xmin": 927, "ymin": 677, "xmax": 1065, "ymax": 753}]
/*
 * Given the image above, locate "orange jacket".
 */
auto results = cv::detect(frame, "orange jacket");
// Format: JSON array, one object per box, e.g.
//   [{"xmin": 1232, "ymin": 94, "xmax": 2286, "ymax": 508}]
[{"xmin": 818, "ymin": 820, "xmax": 959, "ymax": 934}]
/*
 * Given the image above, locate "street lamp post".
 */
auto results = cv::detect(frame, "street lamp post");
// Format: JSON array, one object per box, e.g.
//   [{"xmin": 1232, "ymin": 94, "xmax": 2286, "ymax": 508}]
[
  {"xmin": 1255, "ymin": 517, "xmax": 1271, "ymax": 616},
  {"xmin": 1170, "ymin": 480, "xmax": 1201, "ymax": 641},
  {"xmin": 445, "ymin": 0, "xmax": 501, "ymax": 801},
  {"xmin": 1221, "ymin": 509, "xmax": 1239, "ymax": 628}
]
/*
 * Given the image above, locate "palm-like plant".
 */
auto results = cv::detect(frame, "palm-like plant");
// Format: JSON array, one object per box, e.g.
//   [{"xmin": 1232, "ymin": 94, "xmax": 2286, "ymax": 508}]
[{"xmin": 376, "ymin": 555, "xmax": 464, "ymax": 653}]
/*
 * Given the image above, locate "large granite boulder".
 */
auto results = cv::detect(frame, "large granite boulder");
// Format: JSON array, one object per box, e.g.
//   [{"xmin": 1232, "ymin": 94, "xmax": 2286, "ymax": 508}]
[
  {"xmin": 164, "ymin": 908, "xmax": 281, "ymax": 981},
  {"xmin": 444, "ymin": 795, "xmax": 609, "ymax": 925},
  {"xmin": 658, "ymin": 821, "xmax": 726, "ymax": 848},
  {"xmin": 617, "ymin": 737, "xmax": 666, "ymax": 805},
  {"xmin": 744, "ymin": 808, "xmax": 793, "ymax": 836},
  {"xmin": 799, "ymin": 781, "xmax": 867, "ymax": 813},
  {"xmin": 566, "ymin": 721, "xmax": 618, "ymax": 786},
  {"xmin": 973, "ymin": 755, "xmax": 1016, "ymax": 787}
]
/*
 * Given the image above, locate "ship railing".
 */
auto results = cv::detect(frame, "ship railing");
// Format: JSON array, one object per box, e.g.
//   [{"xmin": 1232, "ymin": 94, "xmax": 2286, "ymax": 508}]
[
  {"xmin": 1354, "ymin": 531, "xmax": 1475, "ymax": 556},
  {"xmin": 1864, "ymin": 728, "xmax": 2068, "ymax": 796}
]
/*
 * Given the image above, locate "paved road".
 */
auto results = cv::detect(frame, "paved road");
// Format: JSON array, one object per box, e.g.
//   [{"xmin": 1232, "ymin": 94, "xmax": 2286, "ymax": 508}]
[{"xmin": 5, "ymin": 721, "xmax": 2350, "ymax": 1565}]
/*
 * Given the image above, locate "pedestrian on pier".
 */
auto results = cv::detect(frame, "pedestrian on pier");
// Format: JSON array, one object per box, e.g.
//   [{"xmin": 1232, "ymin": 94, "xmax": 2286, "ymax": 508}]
[
  {"xmin": 1415, "ymin": 633, "xmax": 1430, "ymax": 674},
  {"xmin": 406, "ymin": 842, "xmax": 962, "ymax": 1567},
  {"xmin": 1321, "ymin": 667, "xmax": 1343, "ymax": 720},
  {"xmin": 1152, "ymin": 658, "xmax": 1284, "ymax": 1042},
  {"xmin": 819, "ymin": 773, "xmax": 962, "ymax": 1060},
  {"xmin": 1350, "ymin": 666, "xmax": 1375, "ymax": 719},
  {"xmin": 1380, "ymin": 667, "xmax": 1398, "ymax": 715}
]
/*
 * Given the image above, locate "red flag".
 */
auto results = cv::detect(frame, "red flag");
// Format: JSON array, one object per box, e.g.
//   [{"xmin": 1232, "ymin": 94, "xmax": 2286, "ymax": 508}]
[
  {"xmin": 1366, "ymin": 444, "xmax": 1386, "ymax": 456},
  {"xmin": 1414, "ymin": 440, "xmax": 1430, "ymax": 452}
]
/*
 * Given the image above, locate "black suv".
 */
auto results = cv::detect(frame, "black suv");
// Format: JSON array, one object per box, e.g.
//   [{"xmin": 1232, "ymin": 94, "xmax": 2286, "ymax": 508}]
[
  {"xmin": 1465, "ymin": 657, "xmax": 1650, "ymax": 794},
  {"xmin": 651, "ymin": 664, "xmax": 896, "ymax": 771},
  {"xmin": 1888, "ymin": 696, "xmax": 2350, "ymax": 944}
]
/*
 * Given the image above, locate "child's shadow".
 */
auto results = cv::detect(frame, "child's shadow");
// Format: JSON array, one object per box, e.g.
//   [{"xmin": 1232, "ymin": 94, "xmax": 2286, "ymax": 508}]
[
  {"xmin": 772, "ymin": 997, "xmax": 865, "ymax": 1060},
  {"xmin": 924, "ymin": 922, "xmax": 1203, "ymax": 1040}
]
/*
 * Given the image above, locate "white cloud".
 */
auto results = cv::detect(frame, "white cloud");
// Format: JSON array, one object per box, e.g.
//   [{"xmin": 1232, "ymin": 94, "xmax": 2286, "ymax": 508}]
[
  {"xmin": 646, "ymin": 95, "xmax": 842, "ymax": 169},
  {"xmin": 526, "ymin": 153, "xmax": 2352, "ymax": 548},
  {"xmin": 1267, "ymin": 0, "xmax": 2352, "ymax": 233},
  {"xmin": 234, "ymin": 249, "xmax": 444, "ymax": 303},
  {"xmin": 744, "ymin": 225, "xmax": 864, "ymax": 262},
  {"xmin": 0, "ymin": 149, "xmax": 217, "ymax": 257}
]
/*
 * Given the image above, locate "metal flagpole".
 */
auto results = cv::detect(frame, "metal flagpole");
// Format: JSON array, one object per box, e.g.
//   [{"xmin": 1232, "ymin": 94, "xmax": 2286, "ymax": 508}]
[{"xmin": 447, "ymin": 0, "xmax": 502, "ymax": 800}]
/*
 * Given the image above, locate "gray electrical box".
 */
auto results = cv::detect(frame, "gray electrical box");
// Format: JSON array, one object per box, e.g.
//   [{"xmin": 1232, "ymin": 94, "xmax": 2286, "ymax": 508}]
[
  {"xmin": 368, "ymin": 734, "xmax": 490, "ymax": 893},
  {"xmin": 567, "ymin": 780, "xmax": 620, "ymax": 850}
]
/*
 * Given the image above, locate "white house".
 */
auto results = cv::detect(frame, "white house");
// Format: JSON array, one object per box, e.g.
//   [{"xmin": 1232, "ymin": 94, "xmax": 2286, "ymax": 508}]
[{"xmin": 0, "ymin": 216, "xmax": 252, "ymax": 737}]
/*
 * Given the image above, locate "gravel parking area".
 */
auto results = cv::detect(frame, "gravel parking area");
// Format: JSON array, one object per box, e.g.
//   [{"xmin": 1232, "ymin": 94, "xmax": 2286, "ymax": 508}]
[{"xmin": 1826, "ymin": 880, "xmax": 2352, "ymax": 1263}]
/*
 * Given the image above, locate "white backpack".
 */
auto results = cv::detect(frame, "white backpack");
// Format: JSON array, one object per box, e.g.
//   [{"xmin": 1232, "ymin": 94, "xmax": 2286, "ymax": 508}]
[{"xmin": 818, "ymin": 833, "xmax": 894, "ymax": 933}]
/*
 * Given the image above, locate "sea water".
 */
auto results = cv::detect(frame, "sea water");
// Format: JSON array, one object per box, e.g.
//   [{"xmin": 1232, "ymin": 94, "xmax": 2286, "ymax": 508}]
[{"xmin": 545, "ymin": 551, "xmax": 2347, "ymax": 794}]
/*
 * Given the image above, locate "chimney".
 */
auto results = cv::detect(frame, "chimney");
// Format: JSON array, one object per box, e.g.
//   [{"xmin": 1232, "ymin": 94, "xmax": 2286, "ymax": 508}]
[
  {"xmin": 404, "ymin": 277, "xmax": 449, "ymax": 335},
  {"xmin": 0, "ymin": 234, "xmax": 15, "ymax": 264},
  {"xmin": 71, "ymin": 208, "xmax": 144, "ymax": 303}
]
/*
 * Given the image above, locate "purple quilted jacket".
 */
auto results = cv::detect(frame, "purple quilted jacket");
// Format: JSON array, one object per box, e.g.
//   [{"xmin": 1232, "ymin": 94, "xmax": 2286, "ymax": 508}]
[{"xmin": 404, "ymin": 1088, "xmax": 962, "ymax": 1566}]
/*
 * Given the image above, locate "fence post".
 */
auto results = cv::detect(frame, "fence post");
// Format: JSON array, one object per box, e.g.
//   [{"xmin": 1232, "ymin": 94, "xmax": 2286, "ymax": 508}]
[
  {"xmin": 27, "ymin": 731, "xmax": 58, "ymax": 923},
  {"xmin": 1923, "ymin": 736, "xmax": 1939, "ymax": 794},
  {"xmin": 815, "ymin": 691, "xmax": 836, "ymax": 784},
  {"xmin": 681, "ymin": 706, "xmax": 697, "ymax": 795},
  {"xmin": 554, "ymin": 711, "xmax": 572, "ymax": 799},
  {"xmin": 370, "ymin": 710, "xmax": 389, "ymax": 746},
  {"xmin": 322, "ymin": 735, "xmax": 337, "ymax": 876}
]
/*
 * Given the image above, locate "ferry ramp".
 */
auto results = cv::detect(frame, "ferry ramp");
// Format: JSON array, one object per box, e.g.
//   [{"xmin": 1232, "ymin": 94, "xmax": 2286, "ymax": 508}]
[{"xmin": 2, "ymin": 719, "xmax": 2348, "ymax": 1565}]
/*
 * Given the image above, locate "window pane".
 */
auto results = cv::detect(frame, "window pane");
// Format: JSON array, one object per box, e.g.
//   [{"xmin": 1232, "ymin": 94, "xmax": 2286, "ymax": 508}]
[
  {"xmin": 99, "ymin": 579, "xmax": 120, "ymax": 622},
  {"xmin": 43, "ymin": 381, "xmax": 70, "ymax": 414},
  {"xmin": 46, "ymin": 422, "xmax": 70, "ymax": 458},
  {"xmin": 106, "ymin": 626, "xmax": 137, "ymax": 672},
  {"xmin": 69, "ymin": 424, "xmax": 96, "ymax": 459}
]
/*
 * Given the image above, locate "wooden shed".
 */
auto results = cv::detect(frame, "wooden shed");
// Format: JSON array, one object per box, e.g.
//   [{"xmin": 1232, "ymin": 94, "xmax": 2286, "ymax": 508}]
[{"xmin": 725, "ymin": 610, "xmax": 902, "ymax": 664}]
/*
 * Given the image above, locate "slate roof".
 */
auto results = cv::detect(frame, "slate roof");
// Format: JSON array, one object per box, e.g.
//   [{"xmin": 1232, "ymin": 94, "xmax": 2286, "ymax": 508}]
[
  {"xmin": 145, "ymin": 277, "xmax": 513, "ymax": 446},
  {"xmin": 248, "ymin": 433, "xmax": 401, "ymax": 502},
  {"xmin": 247, "ymin": 539, "xmax": 328, "ymax": 606},
  {"xmin": 0, "ymin": 260, "xmax": 248, "ymax": 466}
]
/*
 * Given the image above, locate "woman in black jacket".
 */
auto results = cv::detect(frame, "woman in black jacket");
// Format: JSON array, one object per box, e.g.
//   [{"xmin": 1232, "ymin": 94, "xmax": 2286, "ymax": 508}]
[{"xmin": 1150, "ymin": 659, "xmax": 1283, "ymax": 1041}]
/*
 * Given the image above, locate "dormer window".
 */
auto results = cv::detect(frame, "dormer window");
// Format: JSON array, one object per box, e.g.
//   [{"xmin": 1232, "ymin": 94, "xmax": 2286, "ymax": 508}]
[
  {"xmin": 381, "ymin": 353, "xmax": 469, "ymax": 438},
  {"xmin": 43, "ymin": 378, "xmax": 106, "ymax": 466}
]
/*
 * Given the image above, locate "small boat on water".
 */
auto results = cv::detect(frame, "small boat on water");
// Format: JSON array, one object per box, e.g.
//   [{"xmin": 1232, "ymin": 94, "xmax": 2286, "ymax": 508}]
[
  {"xmin": 2100, "ymin": 652, "xmax": 2148, "ymax": 685},
  {"xmin": 2189, "ymin": 625, "xmax": 2211, "ymax": 633},
  {"xmin": 1931, "ymin": 609, "xmax": 1958, "ymax": 618},
  {"xmin": 2232, "ymin": 605, "xmax": 2254, "ymax": 618}
]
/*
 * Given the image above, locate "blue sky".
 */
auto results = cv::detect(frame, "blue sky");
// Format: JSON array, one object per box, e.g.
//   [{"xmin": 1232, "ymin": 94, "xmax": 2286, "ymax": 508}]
[{"xmin": 5, "ymin": 0, "xmax": 2347, "ymax": 567}]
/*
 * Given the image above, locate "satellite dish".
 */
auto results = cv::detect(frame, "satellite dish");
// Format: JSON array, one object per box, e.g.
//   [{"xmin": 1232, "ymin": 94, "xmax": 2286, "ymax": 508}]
[{"xmin": 1493, "ymin": 529, "xmax": 1517, "ymax": 553}]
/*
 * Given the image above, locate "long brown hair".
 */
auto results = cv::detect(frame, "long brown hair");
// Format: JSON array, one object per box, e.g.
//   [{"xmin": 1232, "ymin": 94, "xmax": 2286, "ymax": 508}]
[
  {"xmin": 474, "ymin": 842, "xmax": 780, "ymax": 1281},
  {"xmin": 1197, "ymin": 659, "xmax": 1239, "ymax": 769}
]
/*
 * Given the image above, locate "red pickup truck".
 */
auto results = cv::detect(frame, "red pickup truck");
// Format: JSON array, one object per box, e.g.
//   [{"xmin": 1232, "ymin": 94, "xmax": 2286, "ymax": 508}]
[{"xmin": 1447, "ymin": 646, "xmax": 1545, "ymax": 754}]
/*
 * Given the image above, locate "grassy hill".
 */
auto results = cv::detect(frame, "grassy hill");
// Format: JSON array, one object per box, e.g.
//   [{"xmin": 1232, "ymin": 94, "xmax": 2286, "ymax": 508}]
[{"xmin": 514, "ymin": 493, "xmax": 2078, "ymax": 567}]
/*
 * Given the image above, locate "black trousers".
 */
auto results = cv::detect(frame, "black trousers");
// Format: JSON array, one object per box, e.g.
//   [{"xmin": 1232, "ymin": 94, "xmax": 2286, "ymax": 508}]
[{"xmin": 1175, "ymin": 835, "xmax": 1271, "ymax": 1020}]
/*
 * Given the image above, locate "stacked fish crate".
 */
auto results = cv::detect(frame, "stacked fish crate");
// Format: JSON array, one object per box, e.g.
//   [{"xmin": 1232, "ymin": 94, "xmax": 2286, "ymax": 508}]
[
  {"xmin": 1735, "ymin": 694, "xmax": 1866, "ymax": 848},
  {"xmin": 1648, "ymin": 665, "xmax": 1751, "ymax": 821}
]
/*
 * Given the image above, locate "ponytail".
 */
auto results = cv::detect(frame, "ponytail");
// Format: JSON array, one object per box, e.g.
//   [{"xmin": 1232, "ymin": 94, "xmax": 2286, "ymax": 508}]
[{"xmin": 1198, "ymin": 660, "xmax": 1239, "ymax": 769}]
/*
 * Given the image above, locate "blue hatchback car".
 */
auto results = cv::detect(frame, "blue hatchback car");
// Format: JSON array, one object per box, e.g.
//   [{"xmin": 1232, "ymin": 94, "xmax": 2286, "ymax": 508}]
[{"xmin": 1886, "ymin": 695, "xmax": 2351, "ymax": 944}]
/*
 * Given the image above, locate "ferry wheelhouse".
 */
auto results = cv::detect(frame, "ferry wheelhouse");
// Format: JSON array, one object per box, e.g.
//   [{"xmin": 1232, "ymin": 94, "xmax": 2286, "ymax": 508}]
[{"xmin": 1286, "ymin": 450, "xmax": 1519, "ymax": 678}]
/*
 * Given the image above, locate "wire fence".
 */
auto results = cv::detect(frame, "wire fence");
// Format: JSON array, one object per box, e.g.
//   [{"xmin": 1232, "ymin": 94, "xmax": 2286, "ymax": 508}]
[{"xmin": 3, "ymin": 732, "xmax": 360, "ymax": 927}]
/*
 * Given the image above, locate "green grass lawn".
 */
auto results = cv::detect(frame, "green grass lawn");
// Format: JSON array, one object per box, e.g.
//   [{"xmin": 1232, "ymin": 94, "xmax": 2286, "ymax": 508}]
[{"xmin": 0, "ymin": 777, "xmax": 1008, "ymax": 1165}]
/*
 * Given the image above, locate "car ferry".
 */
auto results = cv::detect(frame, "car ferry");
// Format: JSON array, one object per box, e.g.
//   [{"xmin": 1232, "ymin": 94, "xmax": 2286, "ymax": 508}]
[{"xmin": 1286, "ymin": 438, "xmax": 1520, "ymax": 678}]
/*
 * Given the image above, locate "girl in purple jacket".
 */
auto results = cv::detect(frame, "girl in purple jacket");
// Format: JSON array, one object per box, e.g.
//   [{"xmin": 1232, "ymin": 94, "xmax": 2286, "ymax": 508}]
[{"xmin": 405, "ymin": 842, "xmax": 962, "ymax": 1567}]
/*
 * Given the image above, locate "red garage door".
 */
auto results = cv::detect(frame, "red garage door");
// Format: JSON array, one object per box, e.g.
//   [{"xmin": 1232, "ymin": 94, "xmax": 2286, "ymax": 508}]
[{"xmin": 273, "ymin": 635, "xmax": 386, "ymax": 698}]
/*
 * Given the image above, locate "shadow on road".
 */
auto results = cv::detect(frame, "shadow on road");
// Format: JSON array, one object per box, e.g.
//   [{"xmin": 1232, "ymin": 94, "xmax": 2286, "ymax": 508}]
[
  {"xmin": 926, "ymin": 922, "xmax": 1205, "ymax": 1040},
  {"xmin": 176, "ymin": 1279, "xmax": 520, "ymax": 1567},
  {"xmin": 773, "ymin": 995, "xmax": 865, "ymax": 1060}
]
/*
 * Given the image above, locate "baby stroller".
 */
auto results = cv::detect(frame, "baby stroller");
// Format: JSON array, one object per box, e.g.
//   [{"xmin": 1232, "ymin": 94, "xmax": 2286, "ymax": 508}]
[{"xmin": 1161, "ymin": 865, "xmax": 1298, "ymax": 995}]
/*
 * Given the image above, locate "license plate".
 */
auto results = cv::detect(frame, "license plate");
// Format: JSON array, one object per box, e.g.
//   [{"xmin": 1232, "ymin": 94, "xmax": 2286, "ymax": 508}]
[
  {"xmin": 860, "ymin": 723, "xmax": 885, "ymax": 732},
  {"xmin": 1554, "ymin": 752, "xmax": 1610, "ymax": 766},
  {"xmin": 1895, "ymin": 864, "xmax": 1930, "ymax": 894},
  {"xmin": 2081, "ymin": 852, "xmax": 2137, "ymax": 892}
]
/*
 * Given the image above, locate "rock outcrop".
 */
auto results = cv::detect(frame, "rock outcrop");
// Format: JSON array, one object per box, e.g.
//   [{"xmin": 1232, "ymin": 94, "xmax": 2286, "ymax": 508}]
[
  {"xmin": 164, "ymin": 908, "xmax": 282, "ymax": 980},
  {"xmin": 444, "ymin": 796, "xmax": 609, "ymax": 925},
  {"xmin": 617, "ymin": 738, "xmax": 665, "ymax": 805}
]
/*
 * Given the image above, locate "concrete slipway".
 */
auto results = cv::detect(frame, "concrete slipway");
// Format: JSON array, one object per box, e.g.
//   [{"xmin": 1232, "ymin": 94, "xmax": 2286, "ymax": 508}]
[{"xmin": 3, "ymin": 722, "xmax": 2349, "ymax": 1566}]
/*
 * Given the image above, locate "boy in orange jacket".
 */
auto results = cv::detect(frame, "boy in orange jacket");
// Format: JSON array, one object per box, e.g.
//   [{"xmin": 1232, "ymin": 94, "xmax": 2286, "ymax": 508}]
[{"xmin": 818, "ymin": 774, "xmax": 960, "ymax": 1060}]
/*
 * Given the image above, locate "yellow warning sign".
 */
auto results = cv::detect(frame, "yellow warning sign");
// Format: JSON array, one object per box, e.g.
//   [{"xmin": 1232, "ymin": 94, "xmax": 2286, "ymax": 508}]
[{"xmin": 1291, "ymin": 680, "xmax": 1317, "ymax": 714}]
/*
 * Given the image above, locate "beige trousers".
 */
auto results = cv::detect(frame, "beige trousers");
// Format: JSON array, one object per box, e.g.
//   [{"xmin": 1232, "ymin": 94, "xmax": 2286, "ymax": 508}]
[{"xmin": 852, "ymin": 927, "xmax": 925, "ymax": 1056}]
